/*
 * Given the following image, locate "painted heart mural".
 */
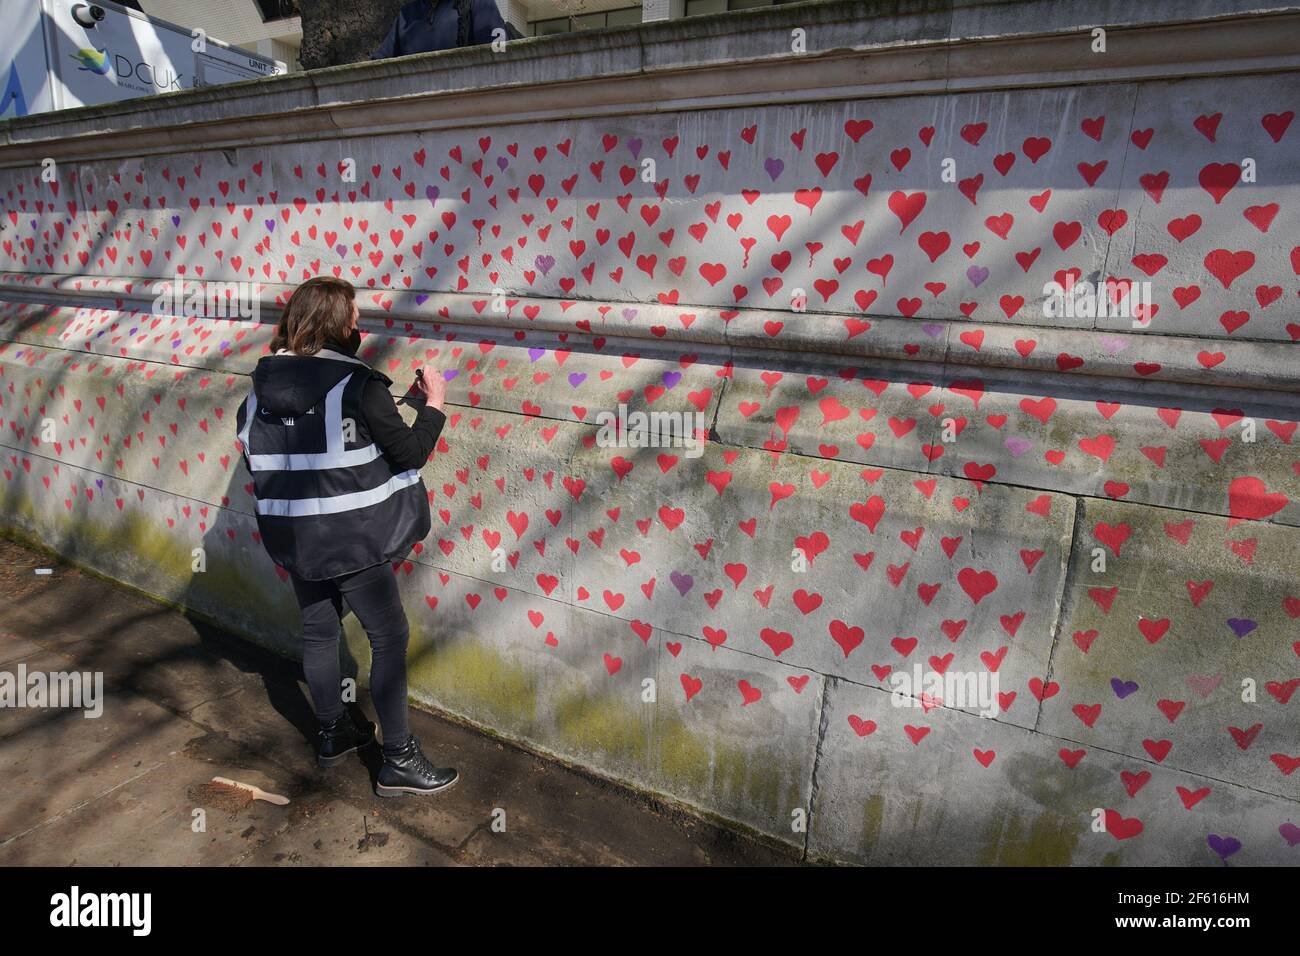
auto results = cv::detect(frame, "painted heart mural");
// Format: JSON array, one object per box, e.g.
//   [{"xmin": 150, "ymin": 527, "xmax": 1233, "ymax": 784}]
[{"xmin": 0, "ymin": 72, "xmax": 1296, "ymax": 864}]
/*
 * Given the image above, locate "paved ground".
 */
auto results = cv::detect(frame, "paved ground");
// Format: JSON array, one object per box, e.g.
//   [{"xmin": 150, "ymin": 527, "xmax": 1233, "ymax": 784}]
[{"xmin": 0, "ymin": 535, "xmax": 797, "ymax": 866}]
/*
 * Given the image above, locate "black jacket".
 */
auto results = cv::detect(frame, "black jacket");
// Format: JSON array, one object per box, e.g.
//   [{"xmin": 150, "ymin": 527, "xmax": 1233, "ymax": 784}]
[
  {"xmin": 370, "ymin": 0, "xmax": 519, "ymax": 59},
  {"xmin": 236, "ymin": 347, "xmax": 446, "ymax": 580}
]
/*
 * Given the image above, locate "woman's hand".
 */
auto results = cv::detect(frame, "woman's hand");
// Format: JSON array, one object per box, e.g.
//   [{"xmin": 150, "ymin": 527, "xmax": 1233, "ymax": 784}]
[{"xmin": 414, "ymin": 367, "xmax": 446, "ymax": 411}]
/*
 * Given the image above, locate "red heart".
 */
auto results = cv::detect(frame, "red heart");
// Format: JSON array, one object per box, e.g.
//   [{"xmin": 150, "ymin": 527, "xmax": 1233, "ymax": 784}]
[
  {"xmin": 848, "ymin": 715, "xmax": 877, "ymax": 737},
  {"xmin": 1104, "ymin": 810, "xmax": 1143, "ymax": 840},
  {"xmin": 1227, "ymin": 476, "xmax": 1287, "ymax": 524}
]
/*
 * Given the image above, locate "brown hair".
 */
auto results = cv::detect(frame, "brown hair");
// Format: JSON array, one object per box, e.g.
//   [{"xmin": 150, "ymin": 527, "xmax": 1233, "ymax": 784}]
[{"xmin": 269, "ymin": 276, "xmax": 355, "ymax": 355}]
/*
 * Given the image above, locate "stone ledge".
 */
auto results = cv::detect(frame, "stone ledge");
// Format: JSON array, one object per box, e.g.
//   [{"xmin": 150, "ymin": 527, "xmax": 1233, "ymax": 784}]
[
  {"xmin": 2, "ymin": 272, "xmax": 1297, "ymax": 396},
  {"xmin": 1, "ymin": 2, "xmax": 1298, "ymax": 164}
]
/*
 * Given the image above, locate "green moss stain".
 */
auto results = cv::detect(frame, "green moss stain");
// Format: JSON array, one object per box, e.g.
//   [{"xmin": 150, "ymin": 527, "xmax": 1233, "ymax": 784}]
[
  {"xmin": 656, "ymin": 713, "xmax": 711, "ymax": 792},
  {"xmin": 0, "ymin": 490, "xmax": 38, "ymax": 525},
  {"xmin": 405, "ymin": 634, "xmax": 539, "ymax": 727},
  {"xmin": 554, "ymin": 685, "xmax": 649, "ymax": 764},
  {"xmin": 656, "ymin": 710, "xmax": 790, "ymax": 822},
  {"xmin": 861, "ymin": 793, "xmax": 885, "ymax": 849},
  {"xmin": 978, "ymin": 808, "xmax": 1079, "ymax": 865}
]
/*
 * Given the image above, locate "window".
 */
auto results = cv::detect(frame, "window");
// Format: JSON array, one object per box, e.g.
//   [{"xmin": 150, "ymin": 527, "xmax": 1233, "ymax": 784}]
[
  {"xmin": 606, "ymin": 7, "xmax": 643, "ymax": 25},
  {"xmin": 255, "ymin": 0, "xmax": 299, "ymax": 22},
  {"xmin": 533, "ymin": 17, "xmax": 570, "ymax": 35},
  {"xmin": 686, "ymin": 0, "xmax": 794, "ymax": 15},
  {"xmin": 528, "ymin": 6, "xmax": 644, "ymax": 35}
]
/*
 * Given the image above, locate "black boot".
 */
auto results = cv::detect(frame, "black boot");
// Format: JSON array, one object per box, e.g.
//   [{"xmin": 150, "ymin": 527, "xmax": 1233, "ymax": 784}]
[
  {"xmin": 316, "ymin": 710, "xmax": 376, "ymax": 768},
  {"xmin": 376, "ymin": 734, "xmax": 459, "ymax": 797}
]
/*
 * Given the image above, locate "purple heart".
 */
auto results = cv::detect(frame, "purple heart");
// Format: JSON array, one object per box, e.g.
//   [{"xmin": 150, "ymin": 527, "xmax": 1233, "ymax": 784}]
[
  {"xmin": 264, "ymin": 219, "xmax": 275, "ymax": 233},
  {"xmin": 621, "ymin": 308, "xmax": 637, "ymax": 321},
  {"xmin": 442, "ymin": 369, "xmax": 458, "ymax": 381},
  {"xmin": 534, "ymin": 254, "xmax": 555, "ymax": 276},
  {"xmin": 95, "ymin": 479, "xmax": 104, "ymax": 489},
  {"xmin": 1227, "ymin": 618, "xmax": 1256, "ymax": 638},
  {"xmin": 415, "ymin": 294, "xmax": 429, "ymax": 305},
  {"xmin": 425, "ymin": 185, "xmax": 439, "ymax": 202},
  {"xmin": 662, "ymin": 371, "xmax": 681, "ymax": 388},
  {"xmin": 496, "ymin": 156, "xmax": 508, "ymax": 171},
  {"xmin": 922, "ymin": 323, "xmax": 944, "ymax": 338},
  {"xmin": 568, "ymin": 373, "xmax": 586, "ymax": 388},
  {"xmin": 335, "ymin": 244, "xmax": 347, "ymax": 258},
  {"xmin": 670, "ymin": 570, "xmax": 693, "ymax": 596},
  {"xmin": 1280, "ymin": 823, "xmax": 1300, "ymax": 847},
  {"xmin": 527, "ymin": 348, "xmax": 545, "ymax": 362},
  {"xmin": 1207, "ymin": 834, "xmax": 1241, "ymax": 860},
  {"xmin": 1004, "ymin": 437, "xmax": 1032, "ymax": 457},
  {"xmin": 627, "ymin": 138, "xmax": 643, "ymax": 158},
  {"xmin": 764, "ymin": 157, "xmax": 784, "ymax": 181},
  {"xmin": 1110, "ymin": 678, "xmax": 1139, "ymax": 699},
  {"xmin": 967, "ymin": 265, "xmax": 989, "ymax": 287},
  {"xmin": 171, "ymin": 215, "xmax": 181, "ymax": 227}
]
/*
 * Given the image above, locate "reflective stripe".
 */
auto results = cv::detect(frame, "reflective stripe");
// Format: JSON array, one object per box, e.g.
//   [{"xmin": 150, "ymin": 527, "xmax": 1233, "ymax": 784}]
[
  {"xmin": 254, "ymin": 469, "xmax": 422, "ymax": 517},
  {"xmin": 325, "ymin": 374, "xmax": 348, "ymax": 455},
  {"xmin": 246, "ymin": 443, "xmax": 384, "ymax": 472},
  {"xmin": 237, "ymin": 391, "xmax": 256, "ymax": 448}
]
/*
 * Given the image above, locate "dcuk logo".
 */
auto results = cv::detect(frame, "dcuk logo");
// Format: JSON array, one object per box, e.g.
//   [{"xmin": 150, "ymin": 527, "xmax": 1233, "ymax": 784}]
[
  {"xmin": 74, "ymin": 45, "xmax": 184, "ymax": 91},
  {"xmin": 111, "ymin": 53, "xmax": 184, "ymax": 92},
  {"xmin": 70, "ymin": 47, "xmax": 111, "ymax": 75}
]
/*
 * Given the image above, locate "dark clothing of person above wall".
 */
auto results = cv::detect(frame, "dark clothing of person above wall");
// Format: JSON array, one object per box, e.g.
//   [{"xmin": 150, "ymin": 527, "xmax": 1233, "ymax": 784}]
[{"xmin": 370, "ymin": 0, "xmax": 517, "ymax": 58}]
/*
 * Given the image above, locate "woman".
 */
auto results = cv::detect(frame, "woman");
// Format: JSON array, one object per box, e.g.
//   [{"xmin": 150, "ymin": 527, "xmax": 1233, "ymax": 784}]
[{"xmin": 235, "ymin": 276, "xmax": 457, "ymax": 797}]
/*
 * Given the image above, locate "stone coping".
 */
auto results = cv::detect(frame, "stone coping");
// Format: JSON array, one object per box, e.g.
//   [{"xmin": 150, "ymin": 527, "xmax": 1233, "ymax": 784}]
[
  {"xmin": 0, "ymin": 1, "xmax": 1297, "ymax": 165},
  {"xmin": 1, "ymin": 271, "xmax": 1296, "ymax": 396}
]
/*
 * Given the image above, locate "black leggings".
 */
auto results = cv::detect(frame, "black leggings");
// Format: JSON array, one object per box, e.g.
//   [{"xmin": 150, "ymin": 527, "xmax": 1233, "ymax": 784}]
[{"xmin": 289, "ymin": 561, "xmax": 411, "ymax": 747}]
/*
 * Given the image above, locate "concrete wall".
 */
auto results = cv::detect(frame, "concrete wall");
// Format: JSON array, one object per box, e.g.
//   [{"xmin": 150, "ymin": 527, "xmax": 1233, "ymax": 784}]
[{"xmin": 1, "ymin": 0, "xmax": 1298, "ymax": 863}]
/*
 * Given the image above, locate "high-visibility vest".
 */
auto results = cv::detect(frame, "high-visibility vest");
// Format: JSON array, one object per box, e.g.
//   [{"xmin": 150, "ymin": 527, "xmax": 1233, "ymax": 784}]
[{"xmin": 235, "ymin": 351, "xmax": 430, "ymax": 581}]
